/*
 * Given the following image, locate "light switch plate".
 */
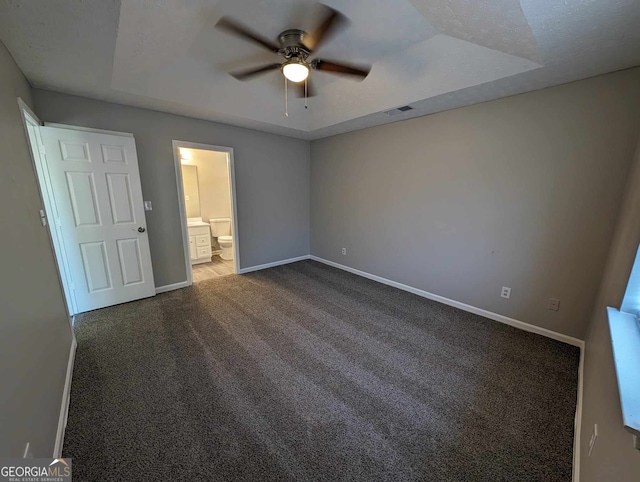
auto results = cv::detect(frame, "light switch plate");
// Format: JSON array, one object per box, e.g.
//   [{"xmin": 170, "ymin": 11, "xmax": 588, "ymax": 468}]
[
  {"xmin": 39, "ymin": 209, "xmax": 47, "ymax": 226},
  {"xmin": 144, "ymin": 201, "xmax": 153, "ymax": 211}
]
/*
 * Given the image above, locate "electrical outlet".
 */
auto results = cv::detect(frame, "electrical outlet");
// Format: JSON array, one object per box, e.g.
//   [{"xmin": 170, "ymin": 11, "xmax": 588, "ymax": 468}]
[
  {"xmin": 588, "ymin": 424, "xmax": 598, "ymax": 456},
  {"xmin": 501, "ymin": 286, "xmax": 511, "ymax": 299},
  {"xmin": 549, "ymin": 298, "xmax": 560, "ymax": 311},
  {"xmin": 341, "ymin": 248, "xmax": 347, "ymax": 256}
]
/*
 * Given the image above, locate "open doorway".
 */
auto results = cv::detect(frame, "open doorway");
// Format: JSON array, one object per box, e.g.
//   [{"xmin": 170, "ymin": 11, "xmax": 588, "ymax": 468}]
[{"xmin": 172, "ymin": 141, "xmax": 239, "ymax": 285}]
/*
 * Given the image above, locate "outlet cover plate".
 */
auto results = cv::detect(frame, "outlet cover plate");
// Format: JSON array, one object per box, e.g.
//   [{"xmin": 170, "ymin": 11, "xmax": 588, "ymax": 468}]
[{"xmin": 501, "ymin": 287, "xmax": 511, "ymax": 299}]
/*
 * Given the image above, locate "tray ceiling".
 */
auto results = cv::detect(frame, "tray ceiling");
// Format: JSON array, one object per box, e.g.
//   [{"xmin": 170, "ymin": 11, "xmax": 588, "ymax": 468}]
[{"xmin": 1, "ymin": 0, "xmax": 639, "ymax": 139}]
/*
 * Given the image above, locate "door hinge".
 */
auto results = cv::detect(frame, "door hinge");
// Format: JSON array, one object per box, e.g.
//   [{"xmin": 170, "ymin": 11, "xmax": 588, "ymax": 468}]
[
  {"xmin": 69, "ymin": 281, "xmax": 75, "ymax": 291},
  {"xmin": 56, "ymin": 217, "xmax": 62, "ymax": 227},
  {"xmin": 38, "ymin": 144, "xmax": 46, "ymax": 156}
]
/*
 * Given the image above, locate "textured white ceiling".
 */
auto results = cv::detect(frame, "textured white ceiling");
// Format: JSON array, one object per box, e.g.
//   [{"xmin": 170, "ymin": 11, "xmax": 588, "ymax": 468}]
[
  {"xmin": 1, "ymin": 0, "xmax": 639, "ymax": 139},
  {"xmin": 410, "ymin": 0, "xmax": 542, "ymax": 62}
]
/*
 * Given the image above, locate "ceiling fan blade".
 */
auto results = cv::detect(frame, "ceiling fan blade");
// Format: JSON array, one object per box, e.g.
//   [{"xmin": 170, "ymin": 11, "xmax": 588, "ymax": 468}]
[
  {"xmin": 303, "ymin": 5, "xmax": 347, "ymax": 52},
  {"xmin": 229, "ymin": 63, "xmax": 281, "ymax": 81},
  {"xmin": 293, "ymin": 79, "xmax": 317, "ymax": 98},
  {"xmin": 313, "ymin": 60, "xmax": 371, "ymax": 79},
  {"xmin": 216, "ymin": 17, "xmax": 280, "ymax": 53}
]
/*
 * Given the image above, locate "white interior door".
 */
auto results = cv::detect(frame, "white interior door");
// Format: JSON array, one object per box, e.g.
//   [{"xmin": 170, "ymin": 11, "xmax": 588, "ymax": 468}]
[{"xmin": 40, "ymin": 126, "xmax": 155, "ymax": 313}]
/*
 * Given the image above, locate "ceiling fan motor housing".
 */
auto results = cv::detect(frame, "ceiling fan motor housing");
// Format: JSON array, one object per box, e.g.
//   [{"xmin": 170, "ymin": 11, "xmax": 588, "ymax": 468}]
[{"xmin": 278, "ymin": 29, "xmax": 310, "ymax": 60}]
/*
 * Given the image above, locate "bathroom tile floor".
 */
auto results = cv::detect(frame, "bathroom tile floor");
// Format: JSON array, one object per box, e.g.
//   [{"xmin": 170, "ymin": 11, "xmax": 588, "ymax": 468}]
[{"xmin": 192, "ymin": 256, "xmax": 234, "ymax": 283}]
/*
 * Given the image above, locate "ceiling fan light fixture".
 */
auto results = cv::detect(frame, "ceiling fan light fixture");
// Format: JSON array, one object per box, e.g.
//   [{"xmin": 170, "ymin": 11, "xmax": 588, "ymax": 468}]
[{"xmin": 282, "ymin": 60, "xmax": 309, "ymax": 83}]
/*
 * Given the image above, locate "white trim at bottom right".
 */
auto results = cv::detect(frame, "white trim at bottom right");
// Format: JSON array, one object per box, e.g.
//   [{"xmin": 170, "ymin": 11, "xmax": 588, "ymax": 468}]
[{"xmin": 573, "ymin": 345, "xmax": 585, "ymax": 482}]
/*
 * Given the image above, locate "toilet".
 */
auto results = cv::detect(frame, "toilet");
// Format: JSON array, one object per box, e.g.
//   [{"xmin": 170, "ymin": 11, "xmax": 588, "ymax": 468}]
[{"xmin": 209, "ymin": 218, "xmax": 233, "ymax": 260}]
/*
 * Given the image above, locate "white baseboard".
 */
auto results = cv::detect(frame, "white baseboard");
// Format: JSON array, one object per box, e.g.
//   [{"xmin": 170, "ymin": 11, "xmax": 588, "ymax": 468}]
[
  {"xmin": 155, "ymin": 280, "xmax": 189, "ymax": 294},
  {"xmin": 310, "ymin": 255, "xmax": 584, "ymax": 348},
  {"xmin": 53, "ymin": 335, "xmax": 77, "ymax": 458},
  {"xmin": 156, "ymin": 257, "xmax": 312, "ymax": 288},
  {"xmin": 310, "ymin": 255, "xmax": 586, "ymax": 479},
  {"xmin": 573, "ymin": 345, "xmax": 585, "ymax": 482},
  {"xmin": 238, "ymin": 255, "xmax": 311, "ymax": 274}
]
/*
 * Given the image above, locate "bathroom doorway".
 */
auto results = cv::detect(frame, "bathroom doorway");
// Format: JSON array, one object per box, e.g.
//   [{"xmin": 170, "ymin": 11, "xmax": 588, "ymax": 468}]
[{"xmin": 173, "ymin": 141, "xmax": 240, "ymax": 285}]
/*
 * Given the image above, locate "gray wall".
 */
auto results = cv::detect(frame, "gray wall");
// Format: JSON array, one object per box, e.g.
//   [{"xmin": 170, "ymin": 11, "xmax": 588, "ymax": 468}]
[
  {"xmin": 0, "ymin": 41, "xmax": 73, "ymax": 456},
  {"xmin": 620, "ymin": 243, "xmax": 640, "ymax": 315},
  {"xmin": 579, "ymin": 139, "xmax": 640, "ymax": 481},
  {"xmin": 33, "ymin": 90, "xmax": 311, "ymax": 287},
  {"xmin": 311, "ymin": 68, "xmax": 640, "ymax": 339}
]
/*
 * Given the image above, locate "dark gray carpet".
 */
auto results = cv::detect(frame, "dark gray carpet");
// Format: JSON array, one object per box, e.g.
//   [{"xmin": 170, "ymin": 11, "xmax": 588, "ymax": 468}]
[{"xmin": 64, "ymin": 260, "xmax": 579, "ymax": 481}]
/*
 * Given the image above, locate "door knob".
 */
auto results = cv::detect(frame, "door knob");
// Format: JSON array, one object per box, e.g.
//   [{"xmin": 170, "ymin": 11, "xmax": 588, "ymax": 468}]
[{"xmin": 138, "ymin": 227, "xmax": 146, "ymax": 233}]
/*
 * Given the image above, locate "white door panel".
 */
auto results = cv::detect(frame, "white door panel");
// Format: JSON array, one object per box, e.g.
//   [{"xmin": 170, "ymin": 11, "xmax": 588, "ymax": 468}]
[{"xmin": 41, "ymin": 127, "xmax": 155, "ymax": 313}]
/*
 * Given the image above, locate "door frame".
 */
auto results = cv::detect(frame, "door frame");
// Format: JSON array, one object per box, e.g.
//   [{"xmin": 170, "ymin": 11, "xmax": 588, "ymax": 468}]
[
  {"xmin": 172, "ymin": 140, "xmax": 240, "ymax": 285},
  {"xmin": 18, "ymin": 98, "xmax": 78, "ymax": 317}
]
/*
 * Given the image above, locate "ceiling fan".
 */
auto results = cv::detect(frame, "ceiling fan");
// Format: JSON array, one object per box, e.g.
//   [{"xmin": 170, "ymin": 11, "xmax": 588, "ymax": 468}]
[{"xmin": 215, "ymin": 5, "xmax": 371, "ymax": 104}]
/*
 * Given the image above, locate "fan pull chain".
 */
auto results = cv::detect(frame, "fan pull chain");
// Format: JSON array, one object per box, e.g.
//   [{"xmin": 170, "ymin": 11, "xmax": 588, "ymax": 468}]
[
  {"xmin": 305, "ymin": 78, "xmax": 308, "ymax": 109},
  {"xmin": 284, "ymin": 77, "xmax": 289, "ymax": 117}
]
